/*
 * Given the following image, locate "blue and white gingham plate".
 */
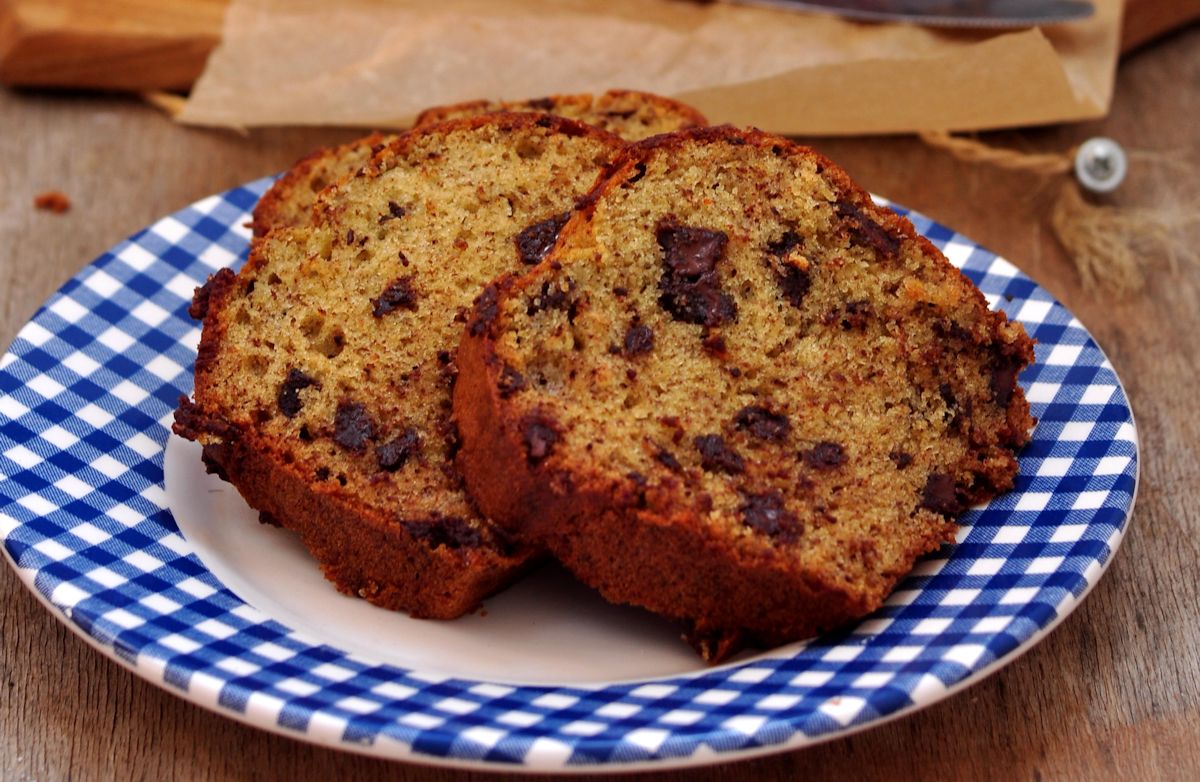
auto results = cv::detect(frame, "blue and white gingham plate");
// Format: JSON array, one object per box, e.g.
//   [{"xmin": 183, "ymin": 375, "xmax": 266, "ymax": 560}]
[{"xmin": 0, "ymin": 179, "xmax": 1137, "ymax": 771}]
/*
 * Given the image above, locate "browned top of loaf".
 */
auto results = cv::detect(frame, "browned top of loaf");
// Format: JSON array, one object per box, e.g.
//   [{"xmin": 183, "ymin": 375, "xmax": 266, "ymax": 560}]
[
  {"xmin": 250, "ymin": 132, "xmax": 388, "ymax": 238},
  {"xmin": 455, "ymin": 125, "xmax": 1035, "ymax": 643},
  {"xmin": 190, "ymin": 114, "xmax": 625, "ymax": 588},
  {"xmin": 251, "ymin": 91, "xmax": 707, "ymax": 238},
  {"xmin": 414, "ymin": 90, "xmax": 707, "ymax": 141}
]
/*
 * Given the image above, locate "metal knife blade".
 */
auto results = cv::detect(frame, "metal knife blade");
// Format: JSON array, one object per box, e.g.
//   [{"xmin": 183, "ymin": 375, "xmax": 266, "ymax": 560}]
[{"xmin": 727, "ymin": 0, "xmax": 1095, "ymax": 28}]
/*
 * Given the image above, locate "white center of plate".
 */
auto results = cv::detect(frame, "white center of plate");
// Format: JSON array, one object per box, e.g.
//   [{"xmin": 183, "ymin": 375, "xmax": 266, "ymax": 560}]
[{"xmin": 164, "ymin": 436, "xmax": 772, "ymax": 685}]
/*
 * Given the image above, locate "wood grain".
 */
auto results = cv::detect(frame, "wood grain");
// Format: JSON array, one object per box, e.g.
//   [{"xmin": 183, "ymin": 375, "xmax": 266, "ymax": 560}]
[
  {"xmin": 2, "ymin": 23, "xmax": 1199, "ymax": 782},
  {"xmin": 0, "ymin": 0, "xmax": 225, "ymax": 90}
]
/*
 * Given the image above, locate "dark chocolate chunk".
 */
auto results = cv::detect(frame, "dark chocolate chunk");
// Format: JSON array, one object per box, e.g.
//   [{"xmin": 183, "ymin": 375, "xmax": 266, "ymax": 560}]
[
  {"xmin": 734, "ymin": 406, "xmax": 791, "ymax": 442},
  {"xmin": 623, "ymin": 322, "xmax": 654, "ymax": 357},
  {"xmin": 402, "ymin": 516, "xmax": 483, "ymax": 550},
  {"xmin": 625, "ymin": 162, "xmax": 647, "ymax": 186},
  {"xmin": 921, "ymin": 473, "xmax": 964, "ymax": 516},
  {"xmin": 469, "ymin": 284, "xmax": 500, "ymax": 336},
  {"xmin": 315, "ymin": 466, "xmax": 331, "ymax": 481},
  {"xmin": 836, "ymin": 201, "xmax": 900, "ymax": 257},
  {"xmin": 377, "ymin": 200, "xmax": 406, "ymax": 223},
  {"xmin": 765, "ymin": 230, "xmax": 810, "ymax": 308},
  {"xmin": 189, "ymin": 268, "xmax": 236, "ymax": 321},
  {"xmin": 767, "ymin": 231, "xmax": 803, "ymax": 257},
  {"xmin": 333, "ymin": 401, "xmax": 375, "ymax": 453},
  {"xmin": 776, "ymin": 264, "xmax": 812, "ymax": 309},
  {"xmin": 654, "ymin": 446, "xmax": 683, "ymax": 472},
  {"xmin": 990, "ymin": 355, "xmax": 1022, "ymax": 408},
  {"xmin": 694, "ymin": 434, "xmax": 745, "ymax": 474},
  {"xmin": 889, "ymin": 450, "xmax": 914, "ymax": 469},
  {"xmin": 740, "ymin": 490, "xmax": 802, "ymax": 543},
  {"xmin": 803, "ymin": 441, "xmax": 846, "ymax": 469},
  {"xmin": 345, "ymin": 228, "xmax": 355, "ymax": 245},
  {"xmin": 656, "ymin": 219, "xmax": 737, "ymax": 327},
  {"xmin": 497, "ymin": 365, "xmax": 527, "ymax": 398},
  {"xmin": 376, "ymin": 427, "xmax": 420, "ymax": 471},
  {"xmin": 515, "ymin": 212, "xmax": 571, "ymax": 265},
  {"xmin": 277, "ymin": 368, "xmax": 318, "ymax": 418},
  {"xmin": 526, "ymin": 279, "xmax": 572, "ymax": 317},
  {"xmin": 522, "ymin": 413, "xmax": 559, "ymax": 464},
  {"xmin": 372, "ymin": 276, "xmax": 418, "ymax": 317}
]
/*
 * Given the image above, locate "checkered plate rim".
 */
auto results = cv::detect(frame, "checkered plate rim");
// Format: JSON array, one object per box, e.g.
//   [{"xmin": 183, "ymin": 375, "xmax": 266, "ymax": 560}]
[{"xmin": 0, "ymin": 178, "xmax": 1138, "ymax": 771}]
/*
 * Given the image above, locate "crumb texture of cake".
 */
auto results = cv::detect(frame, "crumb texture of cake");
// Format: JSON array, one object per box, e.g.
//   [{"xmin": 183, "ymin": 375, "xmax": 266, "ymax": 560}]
[
  {"xmin": 252, "ymin": 92, "xmax": 707, "ymax": 239},
  {"xmin": 454, "ymin": 126, "xmax": 1035, "ymax": 651},
  {"xmin": 177, "ymin": 113, "xmax": 626, "ymax": 618}
]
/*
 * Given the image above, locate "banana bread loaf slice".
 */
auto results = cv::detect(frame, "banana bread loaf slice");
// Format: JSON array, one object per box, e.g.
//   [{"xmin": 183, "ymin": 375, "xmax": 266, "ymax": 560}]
[
  {"xmin": 176, "ymin": 113, "xmax": 626, "ymax": 618},
  {"xmin": 454, "ymin": 126, "xmax": 1035, "ymax": 653},
  {"xmin": 251, "ymin": 91, "xmax": 707, "ymax": 237}
]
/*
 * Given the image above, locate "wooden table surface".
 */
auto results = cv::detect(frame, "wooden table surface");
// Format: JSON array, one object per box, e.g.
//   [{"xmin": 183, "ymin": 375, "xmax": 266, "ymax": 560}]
[{"xmin": 2, "ymin": 25, "xmax": 1198, "ymax": 782}]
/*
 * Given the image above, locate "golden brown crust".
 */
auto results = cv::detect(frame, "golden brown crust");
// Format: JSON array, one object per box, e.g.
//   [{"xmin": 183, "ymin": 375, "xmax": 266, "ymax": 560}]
[
  {"xmin": 455, "ymin": 125, "xmax": 1034, "ymax": 655},
  {"xmin": 414, "ymin": 90, "xmax": 707, "ymax": 141},
  {"xmin": 175, "ymin": 399, "xmax": 536, "ymax": 618},
  {"xmin": 251, "ymin": 132, "xmax": 389, "ymax": 238}
]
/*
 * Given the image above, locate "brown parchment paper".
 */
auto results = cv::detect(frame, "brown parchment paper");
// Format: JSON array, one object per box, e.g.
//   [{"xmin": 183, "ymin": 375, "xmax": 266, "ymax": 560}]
[{"xmin": 178, "ymin": 0, "xmax": 1122, "ymax": 135}]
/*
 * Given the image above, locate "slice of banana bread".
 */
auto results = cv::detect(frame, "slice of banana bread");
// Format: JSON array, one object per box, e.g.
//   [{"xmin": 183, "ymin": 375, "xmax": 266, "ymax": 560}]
[
  {"xmin": 251, "ymin": 91, "xmax": 707, "ymax": 238},
  {"xmin": 454, "ymin": 126, "xmax": 1035, "ymax": 654},
  {"xmin": 176, "ymin": 113, "xmax": 626, "ymax": 618}
]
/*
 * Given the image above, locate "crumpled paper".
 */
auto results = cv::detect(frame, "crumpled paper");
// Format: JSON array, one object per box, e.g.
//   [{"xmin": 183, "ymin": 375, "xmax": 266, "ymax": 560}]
[{"xmin": 179, "ymin": 0, "xmax": 1121, "ymax": 135}]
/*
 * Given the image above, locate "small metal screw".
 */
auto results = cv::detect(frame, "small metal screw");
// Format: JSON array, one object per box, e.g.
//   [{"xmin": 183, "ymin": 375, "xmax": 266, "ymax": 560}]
[{"xmin": 1074, "ymin": 137, "xmax": 1127, "ymax": 194}]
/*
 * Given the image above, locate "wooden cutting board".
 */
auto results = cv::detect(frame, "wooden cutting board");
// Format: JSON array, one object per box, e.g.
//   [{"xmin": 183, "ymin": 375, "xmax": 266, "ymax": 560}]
[{"xmin": 0, "ymin": 0, "xmax": 1195, "ymax": 92}]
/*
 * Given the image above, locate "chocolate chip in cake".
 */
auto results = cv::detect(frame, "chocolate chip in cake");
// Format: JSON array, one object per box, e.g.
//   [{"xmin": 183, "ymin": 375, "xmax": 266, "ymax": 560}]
[
  {"xmin": 623, "ymin": 322, "xmax": 654, "ymax": 357},
  {"xmin": 469, "ymin": 284, "xmax": 500, "ymax": 336},
  {"xmin": 776, "ymin": 264, "xmax": 812, "ymax": 309},
  {"xmin": 654, "ymin": 445, "xmax": 683, "ymax": 472},
  {"xmin": 836, "ymin": 201, "xmax": 900, "ymax": 258},
  {"xmin": 522, "ymin": 413, "xmax": 559, "ymax": 464},
  {"xmin": 734, "ymin": 406, "xmax": 791, "ymax": 442},
  {"xmin": 376, "ymin": 427, "xmax": 420, "ymax": 471},
  {"xmin": 740, "ymin": 490, "xmax": 802, "ymax": 543},
  {"xmin": 372, "ymin": 276, "xmax": 418, "ymax": 317},
  {"xmin": 402, "ymin": 516, "xmax": 483, "ymax": 550},
  {"xmin": 526, "ymin": 280, "xmax": 572, "ymax": 317},
  {"xmin": 656, "ymin": 219, "xmax": 737, "ymax": 327},
  {"xmin": 334, "ymin": 401, "xmax": 375, "ymax": 452},
  {"xmin": 694, "ymin": 434, "xmax": 745, "ymax": 474},
  {"xmin": 624, "ymin": 162, "xmax": 647, "ymax": 186},
  {"xmin": 990, "ymin": 354, "xmax": 1022, "ymax": 407},
  {"xmin": 803, "ymin": 441, "xmax": 846, "ymax": 469},
  {"xmin": 277, "ymin": 368, "xmax": 318, "ymax": 418},
  {"xmin": 889, "ymin": 450, "xmax": 914, "ymax": 469},
  {"xmin": 921, "ymin": 473, "xmax": 964, "ymax": 516},
  {"xmin": 515, "ymin": 212, "xmax": 571, "ymax": 265},
  {"xmin": 497, "ymin": 364, "xmax": 527, "ymax": 398},
  {"xmin": 378, "ymin": 200, "xmax": 406, "ymax": 223},
  {"xmin": 767, "ymin": 231, "xmax": 803, "ymax": 258}
]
